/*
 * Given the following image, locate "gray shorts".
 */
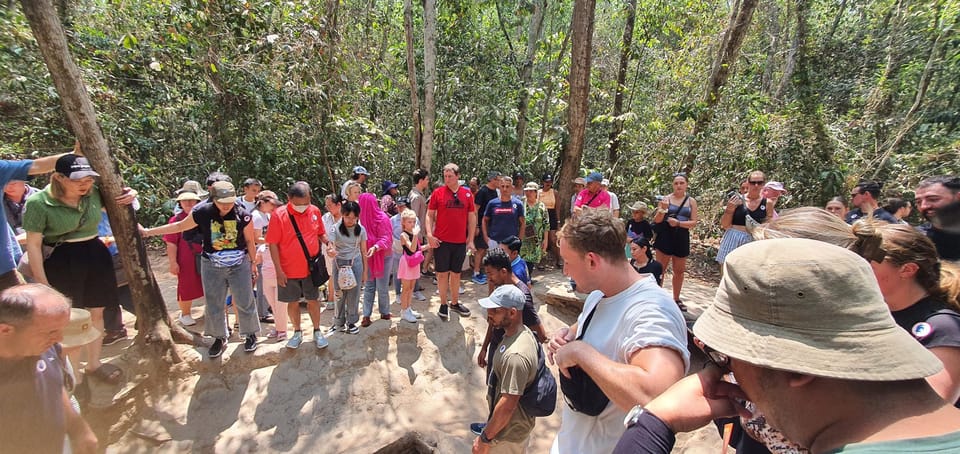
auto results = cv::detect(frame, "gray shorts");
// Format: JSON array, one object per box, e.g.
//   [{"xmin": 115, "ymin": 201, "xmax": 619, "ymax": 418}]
[{"xmin": 277, "ymin": 277, "xmax": 321, "ymax": 302}]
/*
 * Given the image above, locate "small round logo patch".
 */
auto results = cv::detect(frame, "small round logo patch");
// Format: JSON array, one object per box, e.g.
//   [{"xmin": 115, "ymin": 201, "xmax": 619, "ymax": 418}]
[
  {"xmin": 499, "ymin": 345, "xmax": 507, "ymax": 353},
  {"xmin": 912, "ymin": 322, "xmax": 933, "ymax": 339},
  {"xmin": 36, "ymin": 359, "xmax": 47, "ymax": 373}
]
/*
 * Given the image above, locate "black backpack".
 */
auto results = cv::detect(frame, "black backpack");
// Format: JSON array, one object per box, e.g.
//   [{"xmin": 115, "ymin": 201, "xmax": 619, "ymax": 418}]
[{"xmin": 488, "ymin": 329, "xmax": 557, "ymax": 418}]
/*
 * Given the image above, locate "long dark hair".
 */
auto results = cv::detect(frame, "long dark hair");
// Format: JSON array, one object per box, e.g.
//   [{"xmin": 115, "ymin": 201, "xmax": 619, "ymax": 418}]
[
  {"xmin": 631, "ymin": 236, "xmax": 654, "ymax": 262},
  {"xmin": 338, "ymin": 200, "xmax": 362, "ymax": 236}
]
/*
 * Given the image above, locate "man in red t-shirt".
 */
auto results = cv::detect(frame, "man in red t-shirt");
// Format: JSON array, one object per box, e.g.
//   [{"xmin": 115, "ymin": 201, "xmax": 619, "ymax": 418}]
[
  {"xmin": 426, "ymin": 163, "xmax": 477, "ymax": 320},
  {"xmin": 267, "ymin": 181, "xmax": 331, "ymax": 349}
]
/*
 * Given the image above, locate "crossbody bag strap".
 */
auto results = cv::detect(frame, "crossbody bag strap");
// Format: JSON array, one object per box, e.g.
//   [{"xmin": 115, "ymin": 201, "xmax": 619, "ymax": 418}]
[
  {"xmin": 575, "ymin": 300, "xmax": 601, "ymax": 341},
  {"xmin": 288, "ymin": 213, "xmax": 314, "ymax": 265}
]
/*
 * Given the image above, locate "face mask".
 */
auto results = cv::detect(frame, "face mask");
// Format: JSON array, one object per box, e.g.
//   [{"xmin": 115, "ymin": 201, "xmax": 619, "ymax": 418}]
[{"xmin": 292, "ymin": 204, "xmax": 309, "ymax": 213}]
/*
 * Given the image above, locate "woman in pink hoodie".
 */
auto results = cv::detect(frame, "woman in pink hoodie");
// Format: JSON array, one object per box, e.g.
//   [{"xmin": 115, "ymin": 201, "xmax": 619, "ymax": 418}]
[{"xmin": 359, "ymin": 193, "xmax": 395, "ymax": 326}]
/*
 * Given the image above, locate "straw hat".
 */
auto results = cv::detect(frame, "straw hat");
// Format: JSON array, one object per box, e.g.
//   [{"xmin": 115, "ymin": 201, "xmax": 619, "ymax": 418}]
[
  {"xmin": 693, "ymin": 238, "xmax": 942, "ymax": 381},
  {"xmin": 61, "ymin": 308, "xmax": 102, "ymax": 348}
]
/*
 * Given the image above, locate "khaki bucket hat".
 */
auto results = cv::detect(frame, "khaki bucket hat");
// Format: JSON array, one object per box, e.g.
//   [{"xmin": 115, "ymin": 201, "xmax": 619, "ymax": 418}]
[
  {"xmin": 693, "ymin": 238, "xmax": 942, "ymax": 381},
  {"xmin": 62, "ymin": 308, "xmax": 102, "ymax": 348}
]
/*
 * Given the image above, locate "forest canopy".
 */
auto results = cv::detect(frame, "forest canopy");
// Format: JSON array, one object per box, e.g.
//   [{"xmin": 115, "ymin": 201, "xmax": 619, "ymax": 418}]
[{"xmin": 2, "ymin": 0, "xmax": 958, "ymax": 234}]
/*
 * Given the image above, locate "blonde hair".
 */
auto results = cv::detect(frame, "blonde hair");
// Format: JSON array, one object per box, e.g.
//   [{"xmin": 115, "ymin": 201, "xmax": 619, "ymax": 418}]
[
  {"xmin": 400, "ymin": 208, "xmax": 420, "ymax": 237},
  {"xmin": 49, "ymin": 173, "xmax": 69, "ymax": 199},
  {"xmin": 751, "ymin": 207, "xmax": 885, "ymax": 262}
]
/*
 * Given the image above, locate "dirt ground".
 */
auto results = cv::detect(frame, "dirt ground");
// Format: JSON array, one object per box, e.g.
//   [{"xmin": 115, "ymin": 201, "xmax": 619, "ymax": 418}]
[{"xmin": 91, "ymin": 252, "xmax": 724, "ymax": 453}]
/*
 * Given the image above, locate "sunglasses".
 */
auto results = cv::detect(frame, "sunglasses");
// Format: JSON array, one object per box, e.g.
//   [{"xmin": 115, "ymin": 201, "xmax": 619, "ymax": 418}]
[
  {"xmin": 748, "ymin": 180, "xmax": 765, "ymax": 185},
  {"xmin": 673, "ymin": 172, "xmax": 687, "ymax": 178},
  {"xmin": 693, "ymin": 337, "xmax": 730, "ymax": 370}
]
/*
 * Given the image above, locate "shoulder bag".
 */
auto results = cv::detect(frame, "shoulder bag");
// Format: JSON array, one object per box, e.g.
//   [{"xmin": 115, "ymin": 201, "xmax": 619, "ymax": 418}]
[
  {"xmin": 289, "ymin": 213, "xmax": 329, "ymax": 287},
  {"xmin": 558, "ymin": 302, "xmax": 611, "ymax": 416}
]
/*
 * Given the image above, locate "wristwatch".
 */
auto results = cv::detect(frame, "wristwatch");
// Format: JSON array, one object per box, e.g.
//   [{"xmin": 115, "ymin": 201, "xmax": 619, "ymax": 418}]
[
  {"xmin": 623, "ymin": 405, "xmax": 646, "ymax": 429},
  {"xmin": 479, "ymin": 431, "xmax": 493, "ymax": 444}
]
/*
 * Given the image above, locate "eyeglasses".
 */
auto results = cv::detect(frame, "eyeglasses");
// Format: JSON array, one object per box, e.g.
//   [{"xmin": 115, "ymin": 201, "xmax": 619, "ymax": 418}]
[
  {"xmin": 693, "ymin": 337, "xmax": 730, "ymax": 370},
  {"xmin": 673, "ymin": 172, "xmax": 687, "ymax": 178},
  {"xmin": 748, "ymin": 180, "xmax": 765, "ymax": 185}
]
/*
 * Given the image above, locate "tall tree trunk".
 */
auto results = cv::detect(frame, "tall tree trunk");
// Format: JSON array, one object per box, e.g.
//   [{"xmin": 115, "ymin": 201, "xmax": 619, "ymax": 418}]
[
  {"xmin": 20, "ymin": 0, "xmax": 191, "ymax": 367},
  {"xmin": 775, "ymin": 0, "xmax": 803, "ymax": 101},
  {"xmin": 864, "ymin": 0, "xmax": 905, "ymax": 121},
  {"xmin": 513, "ymin": 0, "xmax": 546, "ymax": 165},
  {"xmin": 760, "ymin": 0, "xmax": 782, "ymax": 96},
  {"xmin": 606, "ymin": 0, "xmax": 636, "ymax": 166},
  {"xmin": 556, "ymin": 0, "xmax": 596, "ymax": 225},
  {"xmin": 680, "ymin": 0, "xmax": 758, "ymax": 174},
  {"xmin": 319, "ymin": 0, "xmax": 341, "ymax": 191},
  {"xmin": 536, "ymin": 24, "xmax": 571, "ymax": 155},
  {"xmin": 870, "ymin": 6, "xmax": 955, "ymax": 178},
  {"xmin": 404, "ymin": 0, "xmax": 423, "ymax": 166},
  {"xmin": 421, "ymin": 0, "xmax": 438, "ymax": 173}
]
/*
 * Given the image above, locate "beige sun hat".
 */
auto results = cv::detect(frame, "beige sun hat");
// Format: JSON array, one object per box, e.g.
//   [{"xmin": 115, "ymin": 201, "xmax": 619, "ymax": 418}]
[
  {"xmin": 693, "ymin": 238, "xmax": 942, "ymax": 381},
  {"xmin": 61, "ymin": 308, "xmax": 102, "ymax": 348},
  {"xmin": 523, "ymin": 182, "xmax": 540, "ymax": 191},
  {"xmin": 627, "ymin": 201, "xmax": 649, "ymax": 213}
]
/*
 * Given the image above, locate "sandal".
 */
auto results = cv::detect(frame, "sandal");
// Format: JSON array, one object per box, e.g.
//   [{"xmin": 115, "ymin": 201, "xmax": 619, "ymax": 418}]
[
  {"xmin": 675, "ymin": 299, "xmax": 688, "ymax": 312},
  {"xmin": 87, "ymin": 363, "xmax": 124, "ymax": 385}
]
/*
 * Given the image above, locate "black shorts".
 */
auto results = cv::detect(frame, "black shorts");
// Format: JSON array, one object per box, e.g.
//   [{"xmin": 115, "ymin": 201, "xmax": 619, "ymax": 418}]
[
  {"xmin": 653, "ymin": 227, "xmax": 691, "ymax": 258},
  {"xmin": 473, "ymin": 229, "xmax": 488, "ymax": 250},
  {"xmin": 44, "ymin": 238, "xmax": 119, "ymax": 309},
  {"xmin": 547, "ymin": 209, "xmax": 558, "ymax": 231},
  {"xmin": 434, "ymin": 242, "xmax": 467, "ymax": 274}
]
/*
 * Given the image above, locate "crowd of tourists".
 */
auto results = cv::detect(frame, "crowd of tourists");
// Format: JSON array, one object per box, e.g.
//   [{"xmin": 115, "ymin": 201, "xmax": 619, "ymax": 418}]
[{"xmin": 1, "ymin": 146, "xmax": 959, "ymax": 453}]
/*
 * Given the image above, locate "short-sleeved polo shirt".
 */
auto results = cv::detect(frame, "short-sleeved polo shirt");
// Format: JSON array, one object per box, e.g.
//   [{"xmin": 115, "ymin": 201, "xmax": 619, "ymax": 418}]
[
  {"xmin": 266, "ymin": 203, "xmax": 326, "ymax": 279},
  {"xmin": 23, "ymin": 184, "xmax": 103, "ymax": 243}
]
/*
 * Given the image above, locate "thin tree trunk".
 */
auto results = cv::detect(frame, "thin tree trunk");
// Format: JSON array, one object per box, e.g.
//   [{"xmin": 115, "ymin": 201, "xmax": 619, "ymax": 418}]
[
  {"xmin": 607, "ymin": 0, "xmax": 636, "ymax": 166},
  {"xmin": 556, "ymin": 0, "xmax": 596, "ymax": 225},
  {"xmin": 864, "ymin": 0, "xmax": 906, "ymax": 121},
  {"xmin": 871, "ymin": 7, "xmax": 955, "ymax": 177},
  {"xmin": 319, "ymin": 0, "xmax": 341, "ymax": 191},
  {"xmin": 404, "ymin": 0, "xmax": 423, "ymax": 166},
  {"xmin": 494, "ymin": 0, "xmax": 518, "ymax": 64},
  {"xmin": 775, "ymin": 0, "xmax": 803, "ymax": 101},
  {"xmin": 421, "ymin": 0, "xmax": 438, "ymax": 173},
  {"xmin": 681, "ymin": 0, "xmax": 758, "ymax": 173},
  {"xmin": 20, "ymin": 0, "xmax": 192, "ymax": 367},
  {"xmin": 513, "ymin": 0, "xmax": 546, "ymax": 165},
  {"xmin": 760, "ymin": 0, "xmax": 782, "ymax": 96},
  {"xmin": 826, "ymin": 0, "xmax": 848, "ymax": 40},
  {"xmin": 536, "ymin": 24, "xmax": 571, "ymax": 155}
]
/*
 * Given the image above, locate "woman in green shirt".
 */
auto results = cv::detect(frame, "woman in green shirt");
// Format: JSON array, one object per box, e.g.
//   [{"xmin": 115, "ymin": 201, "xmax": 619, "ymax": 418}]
[
  {"xmin": 520, "ymin": 182, "xmax": 548, "ymax": 274},
  {"xmin": 22, "ymin": 155, "xmax": 136, "ymax": 385}
]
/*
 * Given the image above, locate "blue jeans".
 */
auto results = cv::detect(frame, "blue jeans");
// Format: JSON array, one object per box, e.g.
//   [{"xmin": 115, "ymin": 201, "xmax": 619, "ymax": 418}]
[
  {"xmin": 363, "ymin": 271, "xmax": 391, "ymax": 318},
  {"xmin": 200, "ymin": 255, "xmax": 260, "ymax": 339},
  {"xmin": 333, "ymin": 258, "xmax": 362, "ymax": 326}
]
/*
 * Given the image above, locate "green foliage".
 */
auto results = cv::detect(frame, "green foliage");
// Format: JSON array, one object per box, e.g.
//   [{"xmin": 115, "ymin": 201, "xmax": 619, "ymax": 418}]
[{"xmin": 1, "ymin": 0, "xmax": 959, "ymax": 240}]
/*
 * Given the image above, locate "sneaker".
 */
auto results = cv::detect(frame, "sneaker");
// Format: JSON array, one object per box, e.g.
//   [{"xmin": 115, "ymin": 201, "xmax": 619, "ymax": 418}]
[
  {"xmin": 327, "ymin": 325, "xmax": 343, "ymax": 336},
  {"xmin": 286, "ymin": 331, "xmax": 303, "ymax": 349},
  {"xmin": 361, "ymin": 316, "xmax": 372, "ymax": 327},
  {"xmin": 208, "ymin": 338, "xmax": 225, "ymax": 358},
  {"xmin": 276, "ymin": 331, "xmax": 287, "ymax": 342},
  {"xmin": 401, "ymin": 308, "xmax": 417, "ymax": 323},
  {"xmin": 314, "ymin": 330, "xmax": 329, "ymax": 349},
  {"xmin": 471, "ymin": 273, "xmax": 487, "ymax": 285},
  {"xmin": 449, "ymin": 303, "xmax": 471, "ymax": 317},
  {"xmin": 346, "ymin": 324, "xmax": 360, "ymax": 334},
  {"xmin": 413, "ymin": 291, "xmax": 427, "ymax": 301},
  {"xmin": 179, "ymin": 314, "xmax": 197, "ymax": 326},
  {"xmin": 102, "ymin": 330, "xmax": 127, "ymax": 346},
  {"xmin": 244, "ymin": 334, "xmax": 258, "ymax": 352},
  {"xmin": 422, "ymin": 269, "xmax": 435, "ymax": 277},
  {"xmin": 266, "ymin": 329, "xmax": 279, "ymax": 338},
  {"xmin": 410, "ymin": 308, "xmax": 423, "ymax": 319},
  {"xmin": 438, "ymin": 304, "xmax": 449, "ymax": 321},
  {"xmin": 470, "ymin": 422, "xmax": 486, "ymax": 436},
  {"xmin": 325, "ymin": 301, "xmax": 335, "ymax": 311},
  {"xmin": 381, "ymin": 313, "xmax": 392, "ymax": 321},
  {"xmin": 432, "ymin": 277, "xmax": 438, "ymax": 285}
]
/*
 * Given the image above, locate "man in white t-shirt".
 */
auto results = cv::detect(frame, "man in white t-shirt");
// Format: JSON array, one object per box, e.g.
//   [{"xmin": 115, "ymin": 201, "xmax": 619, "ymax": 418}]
[
  {"xmin": 547, "ymin": 209, "xmax": 688, "ymax": 454},
  {"xmin": 602, "ymin": 178, "xmax": 620, "ymax": 218}
]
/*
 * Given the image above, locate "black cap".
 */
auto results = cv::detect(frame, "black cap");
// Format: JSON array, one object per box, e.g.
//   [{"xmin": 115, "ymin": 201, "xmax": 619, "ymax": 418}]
[
  {"xmin": 55, "ymin": 155, "xmax": 100, "ymax": 180},
  {"xmin": 542, "ymin": 174, "xmax": 553, "ymax": 182},
  {"xmin": 513, "ymin": 172, "xmax": 524, "ymax": 180},
  {"xmin": 395, "ymin": 196, "xmax": 410, "ymax": 206}
]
